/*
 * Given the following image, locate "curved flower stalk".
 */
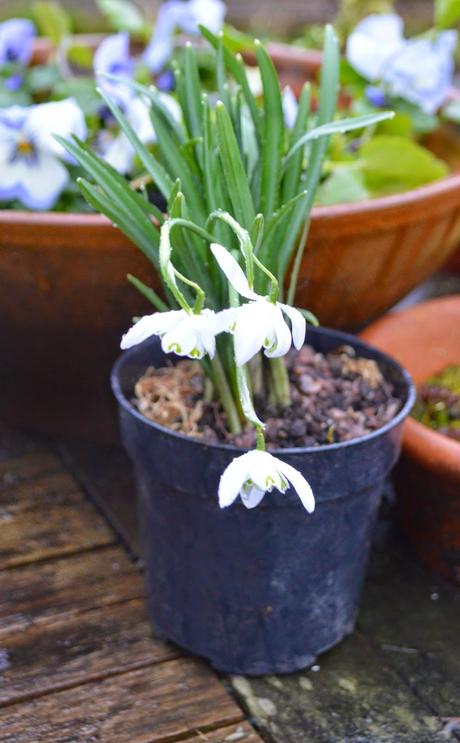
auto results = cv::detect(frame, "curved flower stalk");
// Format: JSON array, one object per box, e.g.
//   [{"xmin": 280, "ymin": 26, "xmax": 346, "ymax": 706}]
[
  {"xmin": 0, "ymin": 99, "xmax": 86, "ymax": 209},
  {"xmin": 0, "ymin": 18, "xmax": 35, "ymax": 90},
  {"xmin": 219, "ymin": 449, "xmax": 315, "ymax": 512},
  {"xmin": 346, "ymin": 13, "xmax": 457, "ymax": 114},
  {"xmin": 143, "ymin": 0, "xmax": 226, "ymax": 73}
]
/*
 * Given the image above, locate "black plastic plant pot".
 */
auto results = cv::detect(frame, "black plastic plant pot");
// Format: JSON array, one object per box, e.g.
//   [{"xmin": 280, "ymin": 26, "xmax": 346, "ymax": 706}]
[{"xmin": 111, "ymin": 326, "xmax": 415, "ymax": 675}]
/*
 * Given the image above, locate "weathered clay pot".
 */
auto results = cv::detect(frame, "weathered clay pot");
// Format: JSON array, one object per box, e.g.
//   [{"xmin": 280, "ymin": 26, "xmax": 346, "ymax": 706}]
[
  {"xmin": 361, "ymin": 296, "xmax": 460, "ymax": 583},
  {"xmin": 2, "ymin": 39, "xmax": 460, "ymax": 439}
]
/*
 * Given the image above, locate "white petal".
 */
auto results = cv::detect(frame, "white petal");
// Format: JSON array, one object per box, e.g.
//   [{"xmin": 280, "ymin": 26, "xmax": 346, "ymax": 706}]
[
  {"xmin": 100, "ymin": 132, "xmax": 135, "ymax": 174},
  {"xmin": 346, "ymin": 13, "xmax": 405, "ymax": 81},
  {"xmin": 161, "ymin": 323, "xmax": 198, "ymax": 356},
  {"xmin": 210, "ymin": 243, "xmax": 258, "ymax": 300},
  {"xmin": 0, "ymin": 151, "xmax": 68, "ymax": 210},
  {"xmin": 241, "ymin": 485, "xmax": 266, "ymax": 509},
  {"xmin": 120, "ymin": 310, "xmax": 183, "ymax": 349},
  {"xmin": 279, "ymin": 461, "xmax": 315, "ymax": 513},
  {"xmin": 280, "ymin": 303, "xmax": 306, "ymax": 350},
  {"xmin": 246, "ymin": 450, "xmax": 281, "ymax": 491},
  {"xmin": 264, "ymin": 305, "xmax": 291, "ymax": 358},
  {"xmin": 233, "ymin": 302, "xmax": 271, "ymax": 366},
  {"xmin": 218, "ymin": 453, "xmax": 251, "ymax": 508},
  {"xmin": 27, "ymin": 99, "xmax": 87, "ymax": 159},
  {"xmin": 213, "ymin": 307, "xmax": 240, "ymax": 334},
  {"xmin": 127, "ymin": 96, "xmax": 155, "ymax": 144},
  {"xmin": 282, "ymin": 86, "xmax": 298, "ymax": 129}
]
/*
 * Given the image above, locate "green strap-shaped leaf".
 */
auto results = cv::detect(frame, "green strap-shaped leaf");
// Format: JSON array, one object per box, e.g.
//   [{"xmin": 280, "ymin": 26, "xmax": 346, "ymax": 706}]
[
  {"xmin": 215, "ymin": 101, "xmax": 256, "ymax": 230},
  {"xmin": 284, "ymin": 110, "xmax": 395, "ymax": 165},
  {"xmin": 98, "ymin": 88, "xmax": 174, "ymax": 199},
  {"xmin": 255, "ymin": 40, "xmax": 284, "ymax": 220},
  {"xmin": 282, "ymin": 83, "xmax": 311, "ymax": 203},
  {"xmin": 127, "ymin": 274, "xmax": 169, "ymax": 311}
]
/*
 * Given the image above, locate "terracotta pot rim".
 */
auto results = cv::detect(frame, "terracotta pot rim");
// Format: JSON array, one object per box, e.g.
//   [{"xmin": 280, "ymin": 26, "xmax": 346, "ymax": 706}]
[
  {"xmin": 362, "ymin": 295, "xmax": 460, "ymax": 482},
  {"xmin": 4, "ymin": 37, "xmax": 460, "ymax": 230}
]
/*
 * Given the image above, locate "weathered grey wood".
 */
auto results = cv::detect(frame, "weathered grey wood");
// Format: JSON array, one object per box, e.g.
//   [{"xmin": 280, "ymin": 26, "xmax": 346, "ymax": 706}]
[
  {"xmin": 57, "ymin": 440, "xmax": 141, "ymax": 555},
  {"xmin": 0, "ymin": 546, "xmax": 144, "ymax": 636},
  {"xmin": 230, "ymin": 632, "xmax": 447, "ymax": 742},
  {"xmin": 0, "ymin": 598, "xmax": 180, "ymax": 706},
  {"xmin": 358, "ymin": 543, "xmax": 460, "ymax": 717},
  {"xmin": 0, "ymin": 459, "xmax": 115, "ymax": 569},
  {"xmin": 0, "ymin": 659, "xmax": 244, "ymax": 743}
]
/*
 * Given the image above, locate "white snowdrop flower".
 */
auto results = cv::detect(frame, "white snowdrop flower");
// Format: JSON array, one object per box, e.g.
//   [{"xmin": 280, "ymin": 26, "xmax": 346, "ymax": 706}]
[
  {"xmin": 121, "ymin": 308, "xmax": 226, "ymax": 359},
  {"xmin": 219, "ymin": 449, "xmax": 315, "ymax": 512},
  {"xmin": 211, "ymin": 243, "xmax": 306, "ymax": 367}
]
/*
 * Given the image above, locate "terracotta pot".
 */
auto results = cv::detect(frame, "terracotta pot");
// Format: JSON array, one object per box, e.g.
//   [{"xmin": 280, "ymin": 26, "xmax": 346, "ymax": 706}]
[
  {"xmin": 2, "ymin": 39, "xmax": 460, "ymax": 439},
  {"xmin": 361, "ymin": 296, "xmax": 460, "ymax": 583}
]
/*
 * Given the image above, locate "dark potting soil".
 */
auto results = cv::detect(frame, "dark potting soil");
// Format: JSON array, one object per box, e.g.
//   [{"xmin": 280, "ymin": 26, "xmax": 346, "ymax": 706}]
[
  {"xmin": 412, "ymin": 364, "xmax": 460, "ymax": 442},
  {"xmin": 133, "ymin": 344, "xmax": 402, "ymax": 449}
]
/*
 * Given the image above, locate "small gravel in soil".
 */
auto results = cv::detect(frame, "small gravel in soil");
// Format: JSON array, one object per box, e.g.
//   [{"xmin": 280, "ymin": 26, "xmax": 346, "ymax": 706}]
[{"xmin": 133, "ymin": 344, "xmax": 402, "ymax": 449}]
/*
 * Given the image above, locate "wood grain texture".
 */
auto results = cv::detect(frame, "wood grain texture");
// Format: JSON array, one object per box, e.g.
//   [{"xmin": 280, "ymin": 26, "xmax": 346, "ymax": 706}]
[
  {"xmin": 0, "ymin": 660, "xmax": 243, "ymax": 743},
  {"xmin": 0, "ymin": 599, "xmax": 180, "ymax": 706},
  {"xmin": 0, "ymin": 546, "xmax": 144, "ymax": 636},
  {"xmin": 0, "ymin": 466, "xmax": 115, "ymax": 569},
  {"xmin": 181, "ymin": 723, "xmax": 263, "ymax": 741}
]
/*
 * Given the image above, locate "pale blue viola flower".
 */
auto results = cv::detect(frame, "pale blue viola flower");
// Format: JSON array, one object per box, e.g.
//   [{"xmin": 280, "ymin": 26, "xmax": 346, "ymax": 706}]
[
  {"xmin": 218, "ymin": 450, "xmax": 315, "ymax": 512},
  {"xmin": 282, "ymin": 86, "xmax": 298, "ymax": 129},
  {"xmin": 143, "ymin": 0, "xmax": 226, "ymax": 74},
  {"xmin": 93, "ymin": 33, "xmax": 135, "ymax": 106},
  {"xmin": 0, "ymin": 18, "xmax": 36, "ymax": 90},
  {"xmin": 0, "ymin": 18, "xmax": 35, "ymax": 66},
  {"xmin": 346, "ymin": 13, "xmax": 404, "ymax": 81},
  {"xmin": 346, "ymin": 13, "xmax": 458, "ymax": 115},
  {"xmin": 383, "ymin": 32, "xmax": 458, "ymax": 115},
  {"xmin": 98, "ymin": 93, "xmax": 181, "ymax": 174},
  {"xmin": 0, "ymin": 99, "xmax": 86, "ymax": 210},
  {"xmin": 365, "ymin": 86, "xmax": 387, "ymax": 108}
]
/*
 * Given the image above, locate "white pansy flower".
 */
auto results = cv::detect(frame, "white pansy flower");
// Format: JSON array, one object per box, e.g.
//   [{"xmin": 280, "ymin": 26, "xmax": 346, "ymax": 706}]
[
  {"xmin": 211, "ymin": 243, "xmax": 306, "ymax": 367},
  {"xmin": 99, "ymin": 93, "xmax": 181, "ymax": 175},
  {"xmin": 219, "ymin": 449, "xmax": 315, "ymax": 512},
  {"xmin": 282, "ymin": 85, "xmax": 298, "ymax": 129},
  {"xmin": 0, "ymin": 99, "xmax": 86, "ymax": 210},
  {"xmin": 121, "ymin": 308, "xmax": 227, "ymax": 359}
]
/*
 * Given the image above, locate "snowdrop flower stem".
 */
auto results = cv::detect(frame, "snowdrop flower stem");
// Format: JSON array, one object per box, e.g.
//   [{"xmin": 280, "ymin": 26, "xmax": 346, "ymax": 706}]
[{"xmin": 160, "ymin": 219, "xmax": 207, "ymax": 313}]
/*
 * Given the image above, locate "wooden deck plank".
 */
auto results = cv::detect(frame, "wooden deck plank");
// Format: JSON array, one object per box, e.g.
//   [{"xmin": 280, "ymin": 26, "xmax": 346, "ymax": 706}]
[
  {"xmin": 229, "ymin": 632, "xmax": 446, "ymax": 742},
  {"xmin": 0, "ymin": 659, "xmax": 244, "ymax": 743},
  {"xmin": 0, "ymin": 598, "xmax": 180, "ymax": 706},
  {"xmin": 0, "ymin": 451, "xmax": 62, "ymax": 492},
  {"xmin": 0, "ymin": 546, "xmax": 143, "ymax": 636},
  {"xmin": 0, "ymin": 465, "xmax": 115, "ymax": 568},
  {"xmin": 358, "ymin": 544, "xmax": 460, "ymax": 718}
]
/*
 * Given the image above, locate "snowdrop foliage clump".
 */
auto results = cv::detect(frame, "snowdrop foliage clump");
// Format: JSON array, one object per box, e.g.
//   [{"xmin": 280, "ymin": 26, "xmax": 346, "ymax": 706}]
[
  {"xmin": 61, "ymin": 27, "xmax": 392, "ymax": 513},
  {"xmin": 346, "ymin": 13, "xmax": 457, "ymax": 115}
]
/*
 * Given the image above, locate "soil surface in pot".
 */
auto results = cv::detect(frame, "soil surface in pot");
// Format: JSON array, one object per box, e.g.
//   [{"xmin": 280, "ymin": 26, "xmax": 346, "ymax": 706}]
[
  {"xmin": 412, "ymin": 364, "xmax": 460, "ymax": 442},
  {"xmin": 133, "ymin": 344, "xmax": 402, "ymax": 448}
]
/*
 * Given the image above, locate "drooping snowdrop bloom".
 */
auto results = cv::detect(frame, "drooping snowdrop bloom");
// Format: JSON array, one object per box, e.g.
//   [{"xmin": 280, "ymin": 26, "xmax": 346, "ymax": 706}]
[
  {"xmin": 121, "ymin": 308, "xmax": 228, "ymax": 358},
  {"xmin": 98, "ymin": 92, "xmax": 180, "ymax": 174},
  {"xmin": 210, "ymin": 243, "xmax": 306, "ymax": 367},
  {"xmin": 0, "ymin": 18, "xmax": 36, "ymax": 90},
  {"xmin": 0, "ymin": 99, "xmax": 86, "ymax": 210},
  {"xmin": 143, "ymin": 0, "xmax": 226, "ymax": 74},
  {"xmin": 93, "ymin": 33, "xmax": 135, "ymax": 106},
  {"xmin": 282, "ymin": 86, "xmax": 298, "ymax": 129},
  {"xmin": 346, "ymin": 13, "xmax": 457, "ymax": 115},
  {"xmin": 219, "ymin": 449, "xmax": 315, "ymax": 512}
]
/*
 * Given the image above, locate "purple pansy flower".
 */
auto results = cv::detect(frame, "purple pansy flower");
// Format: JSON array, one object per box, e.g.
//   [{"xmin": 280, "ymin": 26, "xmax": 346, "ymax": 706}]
[
  {"xmin": 0, "ymin": 18, "xmax": 35, "ymax": 66},
  {"xmin": 346, "ymin": 13, "xmax": 458, "ymax": 115},
  {"xmin": 93, "ymin": 33, "xmax": 135, "ymax": 106},
  {"xmin": 0, "ymin": 99, "xmax": 86, "ymax": 210},
  {"xmin": 143, "ymin": 0, "xmax": 226, "ymax": 74}
]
